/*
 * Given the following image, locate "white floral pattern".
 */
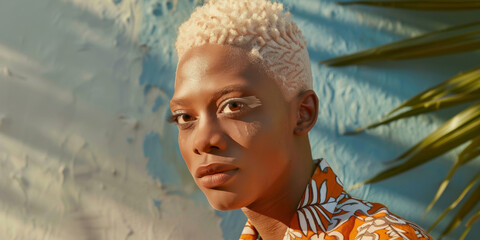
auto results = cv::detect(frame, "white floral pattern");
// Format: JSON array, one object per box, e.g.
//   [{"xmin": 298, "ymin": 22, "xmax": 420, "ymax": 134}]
[
  {"xmin": 284, "ymin": 227, "xmax": 304, "ymax": 240},
  {"xmin": 239, "ymin": 159, "xmax": 432, "ymax": 240},
  {"xmin": 310, "ymin": 231, "xmax": 345, "ymax": 240}
]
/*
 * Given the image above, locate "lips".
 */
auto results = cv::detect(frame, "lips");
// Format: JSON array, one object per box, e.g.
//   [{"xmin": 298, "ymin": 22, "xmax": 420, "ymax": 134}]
[{"xmin": 195, "ymin": 163, "xmax": 239, "ymax": 188}]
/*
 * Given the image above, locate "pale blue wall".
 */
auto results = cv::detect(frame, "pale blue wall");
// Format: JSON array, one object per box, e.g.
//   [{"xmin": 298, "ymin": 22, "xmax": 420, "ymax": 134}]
[
  {"xmin": 144, "ymin": 1, "xmax": 479, "ymax": 239},
  {"xmin": 0, "ymin": 0, "xmax": 478, "ymax": 239}
]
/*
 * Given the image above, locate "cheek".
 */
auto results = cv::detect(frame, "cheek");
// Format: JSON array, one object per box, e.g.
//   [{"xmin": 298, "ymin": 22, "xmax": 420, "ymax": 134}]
[
  {"xmin": 244, "ymin": 121, "xmax": 261, "ymax": 137},
  {"xmin": 225, "ymin": 120, "xmax": 261, "ymax": 148}
]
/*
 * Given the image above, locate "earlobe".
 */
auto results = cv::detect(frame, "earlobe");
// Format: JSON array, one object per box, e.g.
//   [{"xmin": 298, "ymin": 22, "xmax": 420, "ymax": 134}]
[{"xmin": 294, "ymin": 90, "xmax": 319, "ymax": 136}]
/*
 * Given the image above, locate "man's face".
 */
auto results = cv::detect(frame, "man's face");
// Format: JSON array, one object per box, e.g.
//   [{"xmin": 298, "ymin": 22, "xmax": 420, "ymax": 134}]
[{"xmin": 170, "ymin": 44, "xmax": 296, "ymax": 210}]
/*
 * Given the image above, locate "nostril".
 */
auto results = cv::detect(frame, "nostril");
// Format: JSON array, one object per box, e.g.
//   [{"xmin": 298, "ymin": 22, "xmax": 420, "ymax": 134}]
[{"xmin": 194, "ymin": 145, "xmax": 220, "ymax": 155}]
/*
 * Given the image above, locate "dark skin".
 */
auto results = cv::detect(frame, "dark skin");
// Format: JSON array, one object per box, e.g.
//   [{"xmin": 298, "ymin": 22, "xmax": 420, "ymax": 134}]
[{"xmin": 170, "ymin": 44, "xmax": 319, "ymax": 240}]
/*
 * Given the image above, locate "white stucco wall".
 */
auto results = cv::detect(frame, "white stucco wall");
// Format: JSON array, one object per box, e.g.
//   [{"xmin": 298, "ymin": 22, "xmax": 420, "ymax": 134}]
[{"xmin": 0, "ymin": 0, "xmax": 478, "ymax": 239}]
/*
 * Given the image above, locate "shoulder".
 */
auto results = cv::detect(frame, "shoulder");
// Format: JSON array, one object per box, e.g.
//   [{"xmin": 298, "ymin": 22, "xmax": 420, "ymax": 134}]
[{"xmin": 329, "ymin": 195, "xmax": 432, "ymax": 240}]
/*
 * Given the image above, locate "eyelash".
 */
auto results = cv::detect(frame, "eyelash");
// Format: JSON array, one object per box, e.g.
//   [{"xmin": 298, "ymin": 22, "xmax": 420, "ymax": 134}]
[{"xmin": 168, "ymin": 98, "xmax": 252, "ymax": 129}]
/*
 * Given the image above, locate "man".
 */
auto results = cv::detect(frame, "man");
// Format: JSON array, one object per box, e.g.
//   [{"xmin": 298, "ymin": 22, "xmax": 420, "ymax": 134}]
[{"xmin": 169, "ymin": 0, "xmax": 432, "ymax": 239}]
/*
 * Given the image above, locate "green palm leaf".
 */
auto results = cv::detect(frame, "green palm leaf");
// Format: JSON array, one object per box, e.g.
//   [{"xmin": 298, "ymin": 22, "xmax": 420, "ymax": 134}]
[
  {"xmin": 351, "ymin": 102, "xmax": 480, "ymax": 189},
  {"xmin": 436, "ymin": 177, "xmax": 480, "ymax": 240},
  {"xmin": 460, "ymin": 209, "xmax": 480, "ymax": 240},
  {"xmin": 319, "ymin": 21, "xmax": 480, "ymax": 66},
  {"xmin": 386, "ymin": 66, "xmax": 480, "ymax": 117},
  {"xmin": 424, "ymin": 136, "xmax": 480, "ymax": 215},
  {"xmin": 338, "ymin": 1, "xmax": 480, "ymax": 11},
  {"xmin": 345, "ymin": 67, "xmax": 480, "ymax": 135},
  {"xmin": 346, "ymin": 91, "xmax": 480, "ymax": 135},
  {"xmin": 427, "ymin": 172, "xmax": 479, "ymax": 233}
]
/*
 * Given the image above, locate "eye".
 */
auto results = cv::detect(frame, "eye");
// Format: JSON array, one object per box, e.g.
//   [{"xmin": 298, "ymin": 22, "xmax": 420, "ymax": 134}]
[
  {"xmin": 218, "ymin": 97, "xmax": 262, "ymax": 115},
  {"xmin": 168, "ymin": 112, "xmax": 196, "ymax": 128},
  {"xmin": 222, "ymin": 101, "xmax": 245, "ymax": 113},
  {"xmin": 175, "ymin": 114, "xmax": 194, "ymax": 124}
]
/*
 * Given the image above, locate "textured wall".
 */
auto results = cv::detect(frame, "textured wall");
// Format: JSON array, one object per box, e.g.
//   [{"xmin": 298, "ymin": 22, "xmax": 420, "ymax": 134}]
[{"xmin": 0, "ymin": 0, "xmax": 478, "ymax": 239}]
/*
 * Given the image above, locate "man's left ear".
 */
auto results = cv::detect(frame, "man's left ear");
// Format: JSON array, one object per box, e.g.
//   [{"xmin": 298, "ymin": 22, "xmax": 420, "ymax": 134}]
[{"xmin": 294, "ymin": 90, "xmax": 319, "ymax": 136}]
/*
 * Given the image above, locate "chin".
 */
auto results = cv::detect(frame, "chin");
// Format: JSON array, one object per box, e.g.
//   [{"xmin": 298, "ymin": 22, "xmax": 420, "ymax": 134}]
[{"xmin": 204, "ymin": 190, "xmax": 248, "ymax": 211}]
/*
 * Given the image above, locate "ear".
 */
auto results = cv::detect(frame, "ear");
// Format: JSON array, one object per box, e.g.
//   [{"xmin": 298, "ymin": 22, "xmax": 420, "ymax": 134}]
[{"xmin": 294, "ymin": 90, "xmax": 319, "ymax": 136}]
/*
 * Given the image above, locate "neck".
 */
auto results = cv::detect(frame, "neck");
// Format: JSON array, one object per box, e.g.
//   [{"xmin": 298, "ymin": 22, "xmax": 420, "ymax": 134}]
[{"xmin": 241, "ymin": 140, "xmax": 315, "ymax": 240}]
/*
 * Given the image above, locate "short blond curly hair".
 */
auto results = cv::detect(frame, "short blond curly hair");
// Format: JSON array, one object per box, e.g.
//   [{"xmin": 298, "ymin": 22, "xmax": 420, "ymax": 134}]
[{"xmin": 175, "ymin": 0, "xmax": 313, "ymax": 100}]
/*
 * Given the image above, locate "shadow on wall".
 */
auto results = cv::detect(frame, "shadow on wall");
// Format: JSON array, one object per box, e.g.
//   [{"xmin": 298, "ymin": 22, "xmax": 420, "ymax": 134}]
[
  {"xmin": 140, "ymin": 0, "xmax": 480, "ymax": 239},
  {"xmin": 0, "ymin": 0, "xmax": 477, "ymax": 239}
]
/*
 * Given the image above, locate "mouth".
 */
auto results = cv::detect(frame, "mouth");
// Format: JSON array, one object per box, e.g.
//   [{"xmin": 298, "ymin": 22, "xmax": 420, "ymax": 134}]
[{"xmin": 195, "ymin": 163, "xmax": 239, "ymax": 188}]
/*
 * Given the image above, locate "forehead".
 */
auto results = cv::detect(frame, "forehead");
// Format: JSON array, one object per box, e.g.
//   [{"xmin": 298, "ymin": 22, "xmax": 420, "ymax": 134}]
[
  {"xmin": 171, "ymin": 44, "xmax": 271, "ymax": 106},
  {"xmin": 176, "ymin": 44, "xmax": 254, "ymax": 85}
]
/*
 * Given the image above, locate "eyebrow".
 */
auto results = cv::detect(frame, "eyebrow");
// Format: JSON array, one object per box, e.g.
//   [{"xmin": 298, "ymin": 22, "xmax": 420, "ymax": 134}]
[{"xmin": 170, "ymin": 84, "xmax": 250, "ymax": 108}]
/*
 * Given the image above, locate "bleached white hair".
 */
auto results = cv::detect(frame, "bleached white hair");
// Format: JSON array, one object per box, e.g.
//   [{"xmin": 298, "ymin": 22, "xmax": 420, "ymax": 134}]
[{"xmin": 175, "ymin": 0, "xmax": 313, "ymax": 100}]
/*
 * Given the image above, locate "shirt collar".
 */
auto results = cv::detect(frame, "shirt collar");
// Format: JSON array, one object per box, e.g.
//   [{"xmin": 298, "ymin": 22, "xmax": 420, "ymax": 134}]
[{"xmin": 240, "ymin": 159, "xmax": 345, "ymax": 239}]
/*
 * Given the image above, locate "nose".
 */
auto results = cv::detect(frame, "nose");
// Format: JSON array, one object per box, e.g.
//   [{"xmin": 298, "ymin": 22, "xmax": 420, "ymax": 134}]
[{"xmin": 193, "ymin": 116, "xmax": 227, "ymax": 155}]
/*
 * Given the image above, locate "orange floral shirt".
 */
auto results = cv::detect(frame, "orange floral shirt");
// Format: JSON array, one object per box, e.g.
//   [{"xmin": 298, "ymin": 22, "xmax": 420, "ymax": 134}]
[{"xmin": 239, "ymin": 159, "xmax": 433, "ymax": 240}]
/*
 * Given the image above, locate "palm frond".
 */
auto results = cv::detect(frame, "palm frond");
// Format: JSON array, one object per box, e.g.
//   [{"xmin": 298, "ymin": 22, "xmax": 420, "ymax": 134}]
[
  {"xmin": 346, "ymin": 92, "xmax": 480, "ymax": 135},
  {"xmin": 424, "ymin": 136, "xmax": 480, "ymax": 214},
  {"xmin": 345, "ymin": 66, "xmax": 480, "ymax": 135},
  {"xmin": 460, "ymin": 209, "xmax": 480, "ymax": 240},
  {"xmin": 427, "ymin": 172, "xmax": 480, "ymax": 233},
  {"xmin": 338, "ymin": 1, "xmax": 480, "ymax": 11},
  {"xmin": 319, "ymin": 21, "xmax": 480, "ymax": 66},
  {"xmin": 351, "ymin": 102, "xmax": 480, "ymax": 188},
  {"xmin": 386, "ymin": 66, "xmax": 480, "ymax": 117},
  {"xmin": 437, "ymin": 178, "xmax": 480, "ymax": 240}
]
